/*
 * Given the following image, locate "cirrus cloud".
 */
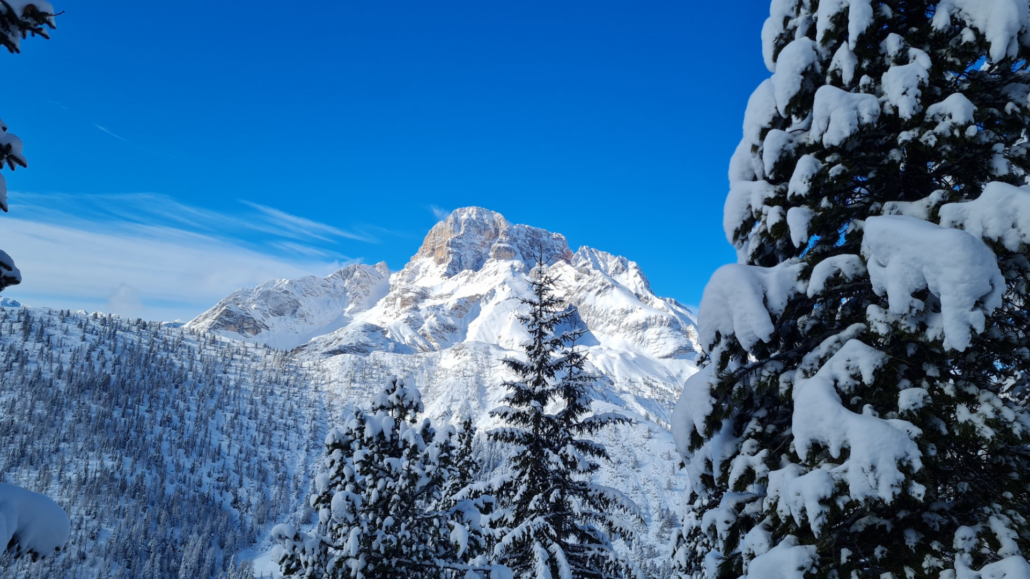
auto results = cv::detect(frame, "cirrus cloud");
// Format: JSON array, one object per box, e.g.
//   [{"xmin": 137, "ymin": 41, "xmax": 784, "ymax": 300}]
[{"xmin": 0, "ymin": 193, "xmax": 375, "ymax": 322}]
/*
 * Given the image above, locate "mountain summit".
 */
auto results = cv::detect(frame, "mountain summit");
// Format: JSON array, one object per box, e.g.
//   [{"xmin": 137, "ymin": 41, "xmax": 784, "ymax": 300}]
[
  {"xmin": 414, "ymin": 206, "xmax": 573, "ymax": 275},
  {"xmin": 187, "ymin": 262, "xmax": 390, "ymax": 350}
]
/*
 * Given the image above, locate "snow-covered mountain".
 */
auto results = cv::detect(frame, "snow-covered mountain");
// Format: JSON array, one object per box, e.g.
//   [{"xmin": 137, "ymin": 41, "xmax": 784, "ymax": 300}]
[
  {"xmin": 192, "ymin": 207, "xmax": 699, "ymax": 363},
  {"xmin": 192, "ymin": 207, "xmax": 701, "ymax": 574},
  {"xmin": 191, "ymin": 205, "xmax": 700, "ymax": 475},
  {"xmin": 289, "ymin": 207, "xmax": 702, "ymax": 428}
]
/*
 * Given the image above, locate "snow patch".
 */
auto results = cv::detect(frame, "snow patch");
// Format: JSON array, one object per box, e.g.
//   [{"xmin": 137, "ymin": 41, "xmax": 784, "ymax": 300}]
[
  {"xmin": 0, "ymin": 483, "xmax": 70, "ymax": 558},
  {"xmin": 862, "ymin": 216, "xmax": 1005, "ymax": 351},
  {"xmin": 810, "ymin": 86, "xmax": 880, "ymax": 147},
  {"xmin": 771, "ymin": 38, "xmax": 821, "ymax": 117},
  {"xmin": 699, "ymin": 261, "xmax": 806, "ymax": 351},
  {"xmin": 745, "ymin": 535, "xmax": 816, "ymax": 579},
  {"xmin": 932, "ymin": 0, "xmax": 1030, "ymax": 63},
  {"xmin": 939, "ymin": 181, "xmax": 1030, "ymax": 252},
  {"xmin": 793, "ymin": 341, "xmax": 923, "ymax": 503}
]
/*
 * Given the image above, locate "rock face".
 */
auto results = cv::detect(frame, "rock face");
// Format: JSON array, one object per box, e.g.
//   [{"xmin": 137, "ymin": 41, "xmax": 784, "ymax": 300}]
[
  {"xmin": 414, "ymin": 207, "xmax": 574, "ymax": 275},
  {"xmin": 187, "ymin": 262, "xmax": 390, "ymax": 349}
]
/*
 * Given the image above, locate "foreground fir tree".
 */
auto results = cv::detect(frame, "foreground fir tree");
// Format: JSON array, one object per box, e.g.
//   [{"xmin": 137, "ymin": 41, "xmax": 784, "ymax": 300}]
[
  {"xmin": 490, "ymin": 262, "xmax": 641, "ymax": 579},
  {"xmin": 672, "ymin": 1, "xmax": 1030, "ymax": 578},
  {"xmin": 0, "ymin": 0, "xmax": 56, "ymax": 290},
  {"xmin": 0, "ymin": 0, "xmax": 69, "ymax": 562},
  {"xmin": 274, "ymin": 377, "xmax": 495, "ymax": 578}
]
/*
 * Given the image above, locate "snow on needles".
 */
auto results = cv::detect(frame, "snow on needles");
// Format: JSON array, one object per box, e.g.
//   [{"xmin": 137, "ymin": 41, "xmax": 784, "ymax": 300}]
[
  {"xmin": 787, "ymin": 155, "xmax": 823, "ymax": 199},
  {"xmin": 939, "ymin": 181, "xmax": 1030, "ymax": 252},
  {"xmin": 744, "ymin": 535, "xmax": 815, "ymax": 579},
  {"xmin": 932, "ymin": 0, "xmax": 1030, "ymax": 63},
  {"xmin": 698, "ymin": 260, "xmax": 806, "ymax": 351},
  {"xmin": 771, "ymin": 39, "xmax": 820, "ymax": 117},
  {"xmin": 791, "ymin": 339, "xmax": 922, "ymax": 503},
  {"xmin": 882, "ymin": 61, "xmax": 929, "ymax": 120},
  {"xmin": 862, "ymin": 216, "xmax": 1005, "ymax": 351},
  {"xmin": 806, "ymin": 254, "xmax": 866, "ymax": 297},
  {"xmin": 926, "ymin": 93, "xmax": 977, "ymax": 135},
  {"xmin": 785, "ymin": 206, "xmax": 813, "ymax": 247},
  {"xmin": 810, "ymin": 86, "xmax": 880, "ymax": 147},
  {"xmin": 671, "ymin": 365, "xmax": 715, "ymax": 457},
  {"xmin": 724, "ymin": 180, "xmax": 777, "ymax": 245},
  {"xmin": 0, "ymin": 483, "xmax": 70, "ymax": 558}
]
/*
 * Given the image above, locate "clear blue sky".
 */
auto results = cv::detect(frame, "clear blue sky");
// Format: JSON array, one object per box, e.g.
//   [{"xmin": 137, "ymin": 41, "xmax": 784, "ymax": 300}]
[{"xmin": 1, "ymin": 0, "xmax": 770, "ymax": 321}]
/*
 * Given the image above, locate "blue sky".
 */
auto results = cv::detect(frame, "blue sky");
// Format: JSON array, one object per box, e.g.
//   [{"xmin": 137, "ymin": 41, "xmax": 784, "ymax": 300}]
[{"xmin": 0, "ymin": 1, "xmax": 770, "ymax": 321}]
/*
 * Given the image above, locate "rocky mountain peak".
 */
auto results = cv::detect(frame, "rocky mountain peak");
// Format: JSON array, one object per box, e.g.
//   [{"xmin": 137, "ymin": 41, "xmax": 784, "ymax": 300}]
[{"xmin": 413, "ymin": 207, "xmax": 573, "ymax": 276}]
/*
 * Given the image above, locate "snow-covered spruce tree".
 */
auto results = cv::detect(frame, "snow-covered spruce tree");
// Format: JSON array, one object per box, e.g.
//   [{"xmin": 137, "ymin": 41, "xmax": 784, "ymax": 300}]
[
  {"xmin": 274, "ymin": 376, "xmax": 495, "ymax": 578},
  {"xmin": 436, "ymin": 417, "xmax": 495, "ymax": 568},
  {"xmin": 0, "ymin": 0, "xmax": 56, "ymax": 291},
  {"xmin": 672, "ymin": 1, "xmax": 1030, "ymax": 578},
  {"xmin": 489, "ymin": 262, "xmax": 641, "ymax": 579},
  {"xmin": 0, "ymin": 4, "xmax": 70, "ymax": 562}
]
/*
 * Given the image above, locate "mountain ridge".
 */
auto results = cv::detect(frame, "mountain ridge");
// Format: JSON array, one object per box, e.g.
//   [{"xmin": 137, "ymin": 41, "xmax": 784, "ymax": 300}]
[{"xmin": 189, "ymin": 206, "xmax": 699, "ymax": 360}]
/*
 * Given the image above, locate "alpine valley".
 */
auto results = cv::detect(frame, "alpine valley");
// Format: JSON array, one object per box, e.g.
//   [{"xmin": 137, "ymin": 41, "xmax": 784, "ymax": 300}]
[{"xmin": 0, "ymin": 207, "xmax": 700, "ymax": 578}]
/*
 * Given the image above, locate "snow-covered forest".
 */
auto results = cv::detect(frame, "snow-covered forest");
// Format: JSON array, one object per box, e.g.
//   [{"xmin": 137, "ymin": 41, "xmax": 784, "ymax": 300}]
[{"xmin": 0, "ymin": 306, "xmax": 320, "ymax": 577}]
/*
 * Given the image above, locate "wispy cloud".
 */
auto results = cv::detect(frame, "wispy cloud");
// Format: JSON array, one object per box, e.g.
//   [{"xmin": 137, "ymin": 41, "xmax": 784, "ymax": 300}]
[
  {"xmin": 241, "ymin": 201, "xmax": 376, "ymax": 243},
  {"xmin": 93, "ymin": 124, "xmax": 131, "ymax": 144},
  {"xmin": 430, "ymin": 205, "xmax": 450, "ymax": 221},
  {"xmin": 1, "ymin": 217, "xmax": 351, "ymax": 322},
  {"xmin": 0, "ymin": 193, "xmax": 370, "ymax": 322},
  {"xmin": 271, "ymin": 241, "xmax": 347, "ymax": 258},
  {"xmin": 11, "ymin": 192, "xmax": 374, "ymax": 247}
]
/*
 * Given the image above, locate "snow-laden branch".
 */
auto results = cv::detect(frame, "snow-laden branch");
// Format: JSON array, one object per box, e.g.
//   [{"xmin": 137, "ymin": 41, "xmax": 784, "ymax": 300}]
[
  {"xmin": 0, "ymin": 483, "xmax": 70, "ymax": 559},
  {"xmin": 862, "ymin": 215, "xmax": 1005, "ymax": 351}
]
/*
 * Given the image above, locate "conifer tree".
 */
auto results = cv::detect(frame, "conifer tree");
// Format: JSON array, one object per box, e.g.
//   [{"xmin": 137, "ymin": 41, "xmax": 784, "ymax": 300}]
[
  {"xmin": 436, "ymin": 417, "xmax": 495, "ymax": 570},
  {"xmin": 274, "ymin": 376, "xmax": 494, "ymax": 579},
  {"xmin": 0, "ymin": 3, "xmax": 69, "ymax": 563},
  {"xmin": 0, "ymin": 0, "xmax": 56, "ymax": 291},
  {"xmin": 672, "ymin": 1, "xmax": 1030, "ymax": 578},
  {"xmin": 490, "ymin": 261, "xmax": 640, "ymax": 579}
]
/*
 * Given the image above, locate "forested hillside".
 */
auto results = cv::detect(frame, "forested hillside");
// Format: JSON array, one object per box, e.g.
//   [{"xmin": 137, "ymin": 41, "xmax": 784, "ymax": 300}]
[{"xmin": 0, "ymin": 306, "xmax": 323, "ymax": 578}]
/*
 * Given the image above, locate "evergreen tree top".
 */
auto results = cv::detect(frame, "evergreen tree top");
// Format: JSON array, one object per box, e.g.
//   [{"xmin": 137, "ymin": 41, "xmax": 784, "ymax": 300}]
[{"xmin": 370, "ymin": 374, "xmax": 424, "ymax": 423}]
